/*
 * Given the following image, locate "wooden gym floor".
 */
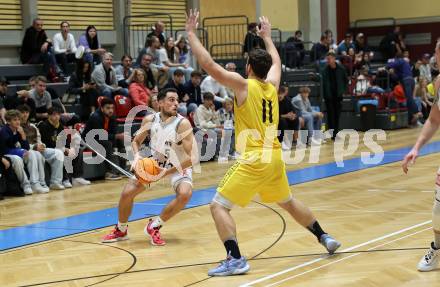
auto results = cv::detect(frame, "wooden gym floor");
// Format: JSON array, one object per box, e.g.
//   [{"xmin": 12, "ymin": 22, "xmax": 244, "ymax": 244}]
[{"xmin": 2, "ymin": 128, "xmax": 440, "ymax": 286}]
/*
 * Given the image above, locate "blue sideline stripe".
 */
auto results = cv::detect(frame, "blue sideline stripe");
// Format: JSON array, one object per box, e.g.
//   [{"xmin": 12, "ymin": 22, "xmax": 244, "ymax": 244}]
[{"xmin": 1, "ymin": 141, "xmax": 439, "ymax": 251}]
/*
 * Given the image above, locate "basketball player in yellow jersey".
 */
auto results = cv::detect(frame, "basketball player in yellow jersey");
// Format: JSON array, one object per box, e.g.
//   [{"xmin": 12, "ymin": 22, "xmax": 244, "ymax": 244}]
[{"xmin": 187, "ymin": 10, "xmax": 341, "ymax": 276}]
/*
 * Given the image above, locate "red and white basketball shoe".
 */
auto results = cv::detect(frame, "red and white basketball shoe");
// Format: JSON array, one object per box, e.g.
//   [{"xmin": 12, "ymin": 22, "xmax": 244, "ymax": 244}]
[
  {"xmin": 144, "ymin": 219, "xmax": 166, "ymax": 246},
  {"xmin": 102, "ymin": 226, "xmax": 128, "ymax": 243}
]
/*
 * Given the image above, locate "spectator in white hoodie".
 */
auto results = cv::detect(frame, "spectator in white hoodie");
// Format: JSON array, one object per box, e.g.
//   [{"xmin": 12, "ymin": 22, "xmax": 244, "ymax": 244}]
[{"xmin": 53, "ymin": 21, "xmax": 77, "ymax": 76}]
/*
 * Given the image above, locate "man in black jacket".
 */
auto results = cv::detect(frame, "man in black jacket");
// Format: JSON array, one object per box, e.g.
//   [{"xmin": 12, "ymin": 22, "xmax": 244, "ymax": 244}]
[
  {"xmin": 82, "ymin": 98, "xmax": 123, "ymax": 180},
  {"xmin": 321, "ymin": 52, "xmax": 348, "ymax": 140},
  {"xmin": 38, "ymin": 106, "xmax": 90, "ymax": 187},
  {"xmin": 20, "ymin": 18, "xmax": 59, "ymax": 79},
  {"xmin": 183, "ymin": 70, "xmax": 203, "ymax": 106}
]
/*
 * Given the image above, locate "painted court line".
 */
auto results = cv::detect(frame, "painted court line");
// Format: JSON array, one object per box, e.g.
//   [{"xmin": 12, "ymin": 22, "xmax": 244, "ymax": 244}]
[
  {"xmin": 2, "ymin": 141, "xmax": 440, "ymax": 251},
  {"xmin": 240, "ymin": 220, "xmax": 432, "ymax": 286},
  {"xmin": 265, "ymin": 226, "xmax": 432, "ymax": 287}
]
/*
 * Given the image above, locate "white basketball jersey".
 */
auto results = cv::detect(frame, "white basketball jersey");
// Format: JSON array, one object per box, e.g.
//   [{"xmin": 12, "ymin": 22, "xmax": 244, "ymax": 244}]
[{"xmin": 149, "ymin": 113, "xmax": 186, "ymax": 169}]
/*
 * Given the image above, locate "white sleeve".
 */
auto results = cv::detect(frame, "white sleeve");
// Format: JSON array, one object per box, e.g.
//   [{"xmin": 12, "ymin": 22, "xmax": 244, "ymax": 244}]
[
  {"xmin": 53, "ymin": 34, "xmax": 66, "ymax": 54},
  {"xmin": 69, "ymin": 34, "xmax": 77, "ymax": 53},
  {"xmin": 159, "ymin": 48, "xmax": 169, "ymax": 64}
]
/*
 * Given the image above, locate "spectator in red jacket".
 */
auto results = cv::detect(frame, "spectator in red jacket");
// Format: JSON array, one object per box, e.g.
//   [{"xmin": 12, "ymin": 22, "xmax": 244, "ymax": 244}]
[{"xmin": 129, "ymin": 69, "xmax": 152, "ymax": 115}]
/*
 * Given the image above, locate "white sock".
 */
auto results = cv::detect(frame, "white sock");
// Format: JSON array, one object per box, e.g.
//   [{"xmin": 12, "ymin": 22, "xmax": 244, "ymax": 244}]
[
  {"xmin": 117, "ymin": 221, "xmax": 128, "ymax": 233},
  {"xmin": 151, "ymin": 217, "xmax": 164, "ymax": 229}
]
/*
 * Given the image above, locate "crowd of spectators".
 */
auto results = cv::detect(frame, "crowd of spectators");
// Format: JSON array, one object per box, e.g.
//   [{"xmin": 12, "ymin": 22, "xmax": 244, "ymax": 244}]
[
  {"xmin": 0, "ymin": 18, "xmax": 239, "ymax": 200},
  {"xmin": 2, "ymin": 16, "xmax": 440, "ymax": 200}
]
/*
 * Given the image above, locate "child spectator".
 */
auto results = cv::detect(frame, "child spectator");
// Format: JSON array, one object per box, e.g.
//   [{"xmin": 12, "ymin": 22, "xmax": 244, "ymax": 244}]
[
  {"xmin": 1, "ymin": 110, "xmax": 49, "ymax": 193},
  {"xmin": 18, "ymin": 105, "xmax": 65, "ymax": 190}
]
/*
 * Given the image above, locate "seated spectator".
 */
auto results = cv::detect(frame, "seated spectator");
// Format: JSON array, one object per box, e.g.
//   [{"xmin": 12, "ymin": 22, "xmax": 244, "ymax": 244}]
[
  {"xmin": 338, "ymin": 33, "xmax": 355, "ymax": 55},
  {"xmin": 413, "ymin": 76, "xmax": 432, "ymax": 120},
  {"xmin": 292, "ymin": 87, "xmax": 324, "ymax": 145},
  {"xmin": 164, "ymin": 69, "xmax": 195, "ymax": 116},
  {"xmin": 200, "ymin": 75, "xmax": 229, "ymax": 109},
  {"xmin": 136, "ymin": 36, "xmax": 169, "ymax": 88},
  {"xmin": 420, "ymin": 54, "xmax": 432, "ymax": 82},
  {"xmin": 20, "ymin": 18, "xmax": 60, "ymax": 81},
  {"xmin": 243, "ymin": 22, "xmax": 265, "ymax": 57},
  {"xmin": 412, "ymin": 59, "xmax": 422, "ymax": 80},
  {"xmin": 3, "ymin": 78, "xmax": 36, "ymax": 119},
  {"xmin": 164, "ymin": 37, "xmax": 193, "ymax": 81},
  {"xmin": 18, "ymin": 105, "xmax": 65, "ymax": 190},
  {"xmin": 427, "ymin": 75, "xmax": 438, "ymax": 100},
  {"xmin": 78, "ymin": 25, "xmax": 106, "ymax": 64},
  {"xmin": 356, "ymin": 53, "xmax": 372, "ymax": 73},
  {"xmin": 183, "ymin": 70, "xmax": 203, "ymax": 107},
  {"xmin": 164, "ymin": 69, "xmax": 186, "ymax": 98},
  {"xmin": 1, "ymin": 110, "xmax": 49, "ymax": 193},
  {"xmin": 353, "ymin": 67, "xmax": 371, "ymax": 95},
  {"xmin": 0, "ymin": 118, "xmax": 32, "ymax": 195},
  {"xmin": 324, "ymin": 29, "xmax": 338, "ymax": 50},
  {"xmin": 136, "ymin": 53, "xmax": 158, "ymax": 92},
  {"xmin": 285, "ymin": 30, "xmax": 305, "ymax": 68},
  {"xmin": 217, "ymin": 97, "xmax": 235, "ymax": 162},
  {"xmin": 68, "ymin": 60, "xmax": 99, "ymax": 121},
  {"xmin": 53, "ymin": 21, "xmax": 77, "ymax": 76},
  {"xmin": 82, "ymin": 98, "xmax": 123, "ymax": 180},
  {"xmin": 430, "ymin": 55, "xmax": 439, "ymax": 78},
  {"xmin": 38, "ymin": 107, "xmax": 90, "ymax": 187},
  {"xmin": 92, "ymin": 52, "xmax": 128, "ymax": 99},
  {"xmin": 311, "ymin": 35, "xmax": 330, "ymax": 61},
  {"xmin": 278, "ymin": 86, "xmax": 301, "ymax": 150},
  {"xmin": 115, "ymin": 54, "xmax": 134, "ymax": 89},
  {"xmin": 0, "ymin": 77, "xmax": 8, "ymax": 125},
  {"xmin": 354, "ymin": 33, "xmax": 371, "ymax": 55},
  {"xmin": 147, "ymin": 21, "xmax": 166, "ymax": 46},
  {"xmin": 29, "ymin": 76, "xmax": 52, "ymax": 121},
  {"xmin": 194, "ymin": 92, "xmax": 221, "ymax": 130},
  {"xmin": 149, "ymin": 94, "xmax": 160, "ymax": 113},
  {"xmin": 175, "ymin": 35, "xmax": 193, "ymax": 67},
  {"xmin": 129, "ymin": 69, "xmax": 152, "ymax": 114}
]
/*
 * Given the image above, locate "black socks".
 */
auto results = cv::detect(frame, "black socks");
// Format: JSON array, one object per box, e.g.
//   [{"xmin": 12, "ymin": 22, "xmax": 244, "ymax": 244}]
[
  {"xmin": 307, "ymin": 221, "xmax": 326, "ymax": 241},
  {"xmin": 224, "ymin": 239, "xmax": 241, "ymax": 259}
]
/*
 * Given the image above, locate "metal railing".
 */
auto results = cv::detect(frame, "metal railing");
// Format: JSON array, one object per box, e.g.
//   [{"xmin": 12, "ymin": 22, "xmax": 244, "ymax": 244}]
[
  {"xmin": 123, "ymin": 13, "xmax": 174, "ymax": 59},
  {"xmin": 202, "ymin": 15, "xmax": 249, "ymax": 59},
  {"xmin": 174, "ymin": 28, "xmax": 209, "ymax": 48}
]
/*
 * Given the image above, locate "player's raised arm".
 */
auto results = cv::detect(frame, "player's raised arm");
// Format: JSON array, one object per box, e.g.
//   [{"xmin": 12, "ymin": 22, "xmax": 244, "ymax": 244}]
[
  {"xmin": 256, "ymin": 16, "xmax": 281, "ymax": 90},
  {"xmin": 186, "ymin": 9, "xmax": 247, "ymax": 94}
]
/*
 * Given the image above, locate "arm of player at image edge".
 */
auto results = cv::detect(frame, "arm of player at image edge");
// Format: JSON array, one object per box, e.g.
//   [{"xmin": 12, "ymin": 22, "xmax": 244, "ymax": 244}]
[
  {"xmin": 403, "ymin": 43, "xmax": 440, "ymax": 174},
  {"xmin": 185, "ymin": 9, "xmax": 247, "ymax": 103}
]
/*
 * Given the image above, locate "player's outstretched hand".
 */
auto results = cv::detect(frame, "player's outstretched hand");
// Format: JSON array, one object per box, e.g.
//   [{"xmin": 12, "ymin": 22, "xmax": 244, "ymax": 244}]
[
  {"xmin": 402, "ymin": 148, "xmax": 418, "ymax": 174},
  {"xmin": 256, "ymin": 16, "xmax": 271, "ymax": 39},
  {"xmin": 185, "ymin": 9, "xmax": 199, "ymax": 33}
]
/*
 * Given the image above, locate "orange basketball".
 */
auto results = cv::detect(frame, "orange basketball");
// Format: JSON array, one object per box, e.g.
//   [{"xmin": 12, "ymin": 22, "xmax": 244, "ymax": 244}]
[{"xmin": 135, "ymin": 158, "xmax": 161, "ymax": 184}]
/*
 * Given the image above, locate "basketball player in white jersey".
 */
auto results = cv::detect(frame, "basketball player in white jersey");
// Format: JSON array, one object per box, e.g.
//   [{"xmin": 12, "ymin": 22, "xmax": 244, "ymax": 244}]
[
  {"xmin": 102, "ymin": 88, "xmax": 198, "ymax": 246},
  {"xmin": 403, "ymin": 41, "xmax": 440, "ymax": 271}
]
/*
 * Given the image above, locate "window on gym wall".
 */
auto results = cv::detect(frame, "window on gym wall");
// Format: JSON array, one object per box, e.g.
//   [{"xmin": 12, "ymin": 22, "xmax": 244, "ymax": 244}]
[
  {"xmin": 0, "ymin": 0, "xmax": 22, "ymax": 30},
  {"xmin": 37, "ymin": 0, "xmax": 114, "ymax": 30}
]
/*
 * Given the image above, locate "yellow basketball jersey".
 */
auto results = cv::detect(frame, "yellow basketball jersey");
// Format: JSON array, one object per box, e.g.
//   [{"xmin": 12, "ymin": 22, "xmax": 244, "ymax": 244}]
[{"xmin": 234, "ymin": 79, "xmax": 281, "ymax": 153}]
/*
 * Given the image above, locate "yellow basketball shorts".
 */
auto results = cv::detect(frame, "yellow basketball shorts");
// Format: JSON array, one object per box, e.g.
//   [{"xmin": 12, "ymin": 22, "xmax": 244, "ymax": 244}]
[{"xmin": 217, "ymin": 149, "xmax": 291, "ymax": 207}]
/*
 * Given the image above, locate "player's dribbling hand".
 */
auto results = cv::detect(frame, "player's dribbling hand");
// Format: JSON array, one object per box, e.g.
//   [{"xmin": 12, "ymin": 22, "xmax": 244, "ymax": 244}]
[
  {"xmin": 256, "ymin": 16, "xmax": 271, "ymax": 39},
  {"xmin": 402, "ymin": 148, "xmax": 418, "ymax": 174},
  {"xmin": 185, "ymin": 9, "xmax": 199, "ymax": 33}
]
